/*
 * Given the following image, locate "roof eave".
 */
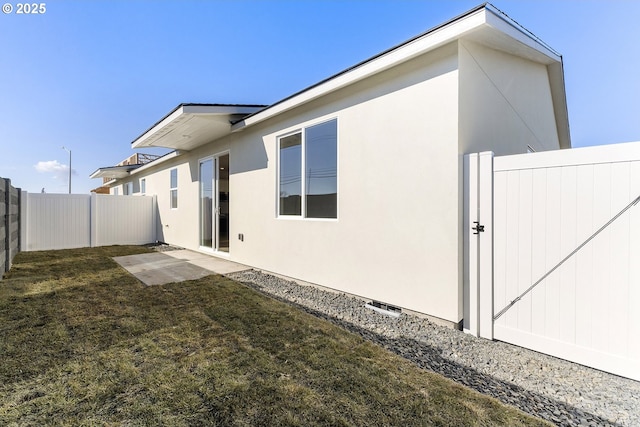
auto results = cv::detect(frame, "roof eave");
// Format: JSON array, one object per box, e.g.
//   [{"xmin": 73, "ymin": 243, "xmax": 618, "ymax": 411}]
[
  {"xmin": 131, "ymin": 104, "xmax": 266, "ymax": 150},
  {"xmin": 548, "ymin": 60, "xmax": 571, "ymax": 149},
  {"xmin": 231, "ymin": 3, "xmax": 564, "ymax": 133},
  {"xmin": 89, "ymin": 164, "xmax": 141, "ymax": 180}
]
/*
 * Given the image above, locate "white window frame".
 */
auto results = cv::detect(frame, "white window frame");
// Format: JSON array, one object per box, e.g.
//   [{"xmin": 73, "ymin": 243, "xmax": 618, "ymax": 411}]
[
  {"xmin": 113, "ymin": 187, "xmax": 119, "ymax": 196},
  {"xmin": 124, "ymin": 181, "xmax": 133, "ymax": 195},
  {"xmin": 170, "ymin": 168, "xmax": 178, "ymax": 209},
  {"xmin": 140, "ymin": 178, "xmax": 146, "ymax": 195},
  {"xmin": 276, "ymin": 118, "xmax": 338, "ymax": 220}
]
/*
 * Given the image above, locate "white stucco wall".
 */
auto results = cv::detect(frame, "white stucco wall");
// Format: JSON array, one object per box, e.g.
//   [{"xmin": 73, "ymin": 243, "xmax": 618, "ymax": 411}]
[
  {"xmin": 118, "ymin": 37, "xmax": 565, "ymax": 325},
  {"xmin": 458, "ymin": 39, "xmax": 561, "ymax": 155},
  {"xmin": 129, "ymin": 44, "xmax": 463, "ymax": 323},
  {"xmin": 230, "ymin": 45, "xmax": 461, "ymax": 322}
]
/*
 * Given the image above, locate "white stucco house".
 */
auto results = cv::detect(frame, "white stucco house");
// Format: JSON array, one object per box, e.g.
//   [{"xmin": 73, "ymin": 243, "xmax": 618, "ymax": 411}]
[{"xmin": 91, "ymin": 3, "xmax": 570, "ymax": 328}]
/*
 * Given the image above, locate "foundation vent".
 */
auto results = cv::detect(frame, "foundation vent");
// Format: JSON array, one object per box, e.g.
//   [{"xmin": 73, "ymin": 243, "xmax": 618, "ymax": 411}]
[{"xmin": 365, "ymin": 300, "xmax": 401, "ymax": 318}]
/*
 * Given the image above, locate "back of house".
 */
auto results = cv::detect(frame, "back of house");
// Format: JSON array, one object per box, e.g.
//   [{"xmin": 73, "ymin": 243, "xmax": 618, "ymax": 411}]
[{"xmin": 92, "ymin": 4, "xmax": 569, "ymax": 327}]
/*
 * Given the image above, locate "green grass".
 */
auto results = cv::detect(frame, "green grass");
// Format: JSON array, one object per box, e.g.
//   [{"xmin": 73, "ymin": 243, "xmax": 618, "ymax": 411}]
[{"xmin": 0, "ymin": 246, "xmax": 551, "ymax": 426}]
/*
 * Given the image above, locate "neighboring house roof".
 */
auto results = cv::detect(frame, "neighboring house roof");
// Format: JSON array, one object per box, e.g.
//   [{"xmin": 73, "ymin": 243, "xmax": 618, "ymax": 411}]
[
  {"xmin": 90, "ymin": 164, "xmax": 142, "ymax": 180},
  {"xmin": 90, "ymin": 152, "xmax": 164, "ymax": 180}
]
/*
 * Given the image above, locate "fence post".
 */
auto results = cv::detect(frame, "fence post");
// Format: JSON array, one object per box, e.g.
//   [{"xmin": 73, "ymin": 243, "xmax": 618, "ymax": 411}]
[
  {"xmin": 20, "ymin": 191, "xmax": 28, "ymax": 252},
  {"xmin": 16, "ymin": 188, "xmax": 21, "ymax": 253},
  {"xmin": 478, "ymin": 151, "xmax": 494, "ymax": 340},
  {"xmin": 464, "ymin": 153, "xmax": 480, "ymax": 336},
  {"xmin": 152, "ymin": 194, "xmax": 158, "ymax": 243},
  {"xmin": 90, "ymin": 192, "xmax": 97, "ymax": 247},
  {"xmin": 4, "ymin": 178, "xmax": 9, "ymax": 274}
]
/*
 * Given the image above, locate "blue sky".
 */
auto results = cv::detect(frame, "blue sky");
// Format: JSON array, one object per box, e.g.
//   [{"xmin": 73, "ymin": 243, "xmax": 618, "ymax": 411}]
[{"xmin": 1, "ymin": 0, "xmax": 639, "ymax": 194}]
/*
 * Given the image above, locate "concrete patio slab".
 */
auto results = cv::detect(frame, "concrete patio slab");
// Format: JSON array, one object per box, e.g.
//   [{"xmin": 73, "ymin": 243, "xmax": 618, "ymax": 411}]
[
  {"xmin": 114, "ymin": 250, "xmax": 251, "ymax": 286},
  {"xmin": 163, "ymin": 250, "xmax": 250, "ymax": 275}
]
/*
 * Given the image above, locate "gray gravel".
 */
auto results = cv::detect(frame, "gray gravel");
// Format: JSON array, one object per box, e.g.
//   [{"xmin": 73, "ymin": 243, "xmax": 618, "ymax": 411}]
[{"xmin": 227, "ymin": 269, "xmax": 640, "ymax": 427}]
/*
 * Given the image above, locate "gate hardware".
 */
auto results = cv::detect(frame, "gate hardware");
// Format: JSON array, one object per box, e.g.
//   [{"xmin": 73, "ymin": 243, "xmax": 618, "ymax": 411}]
[{"xmin": 472, "ymin": 221, "xmax": 485, "ymax": 234}]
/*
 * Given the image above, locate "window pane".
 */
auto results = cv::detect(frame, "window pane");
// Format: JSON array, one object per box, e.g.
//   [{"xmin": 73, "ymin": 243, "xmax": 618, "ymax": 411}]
[
  {"xmin": 141, "ymin": 179, "xmax": 146, "ymax": 194},
  {"xmin": 279, "ymin": 133, "xmax": 302, "ymax": 215},
  {"xmin": 218, "ymin": 154, "xmax": 229, "ymax": 252},
  {"xmin": 200, "ymin": 160, "xmax": 213, "ymax": 248},
  {"xmin": 170, "ymin": 169, "xmax": 178, "ymax": 208},
  {"xmin": 171, "ymin": 189, "xmax": 178, "ymax": 209},
  {"xmin": 170, "ymin": 169, "xmax": 177, "ymax": 188},
  {"xmin": 305, "ymin": 120, "xmax": 337, "ymax": 218}
]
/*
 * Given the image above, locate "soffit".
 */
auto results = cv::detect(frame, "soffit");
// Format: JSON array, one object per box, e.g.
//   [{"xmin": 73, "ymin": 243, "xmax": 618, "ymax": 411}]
[
  {"xmin": 131, "ymin": 104, "xmax": 266, "ymax": 150},
  {"xmin": 89, "ymin": 164, "xmax": 141, "ymax": 180}
]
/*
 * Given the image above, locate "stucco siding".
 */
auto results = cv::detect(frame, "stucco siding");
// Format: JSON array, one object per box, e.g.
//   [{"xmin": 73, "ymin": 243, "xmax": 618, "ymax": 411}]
[
  {"xmin": 121, "ymin": 37, "xmax": 565, "ymax": 324},
  {"xmin": 228, "ymin": 46, "xmax": 461, "ymax": 322},
  {"xmin": 127, "ymin": 46, "xmax": 462, "ymax": 322},
  {"xmin": 458, "ymin": 40, "xmax": 561, "ymax": 155}
]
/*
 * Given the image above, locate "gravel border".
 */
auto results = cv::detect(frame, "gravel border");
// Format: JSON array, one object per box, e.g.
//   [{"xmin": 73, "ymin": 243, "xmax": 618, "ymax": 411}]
[
  {"xmin": 144, "ymin": 242, "xmax": 184, "ymax": 252},
  {"xmin": 227, "ymin": 269, "xmax": 640, "ymax": 427}
]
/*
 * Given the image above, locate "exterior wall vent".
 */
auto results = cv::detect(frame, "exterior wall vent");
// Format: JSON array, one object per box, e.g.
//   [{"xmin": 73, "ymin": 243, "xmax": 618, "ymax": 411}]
[{"xmin": 365, "ymin": 300, "xmax": 401, "ymax": 318}]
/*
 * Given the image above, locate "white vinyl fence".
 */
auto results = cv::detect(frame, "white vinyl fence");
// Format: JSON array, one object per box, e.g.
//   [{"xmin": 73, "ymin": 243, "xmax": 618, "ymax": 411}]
[
  {"xmin": 21, "ymin": 193, "xmax": 157, "ymax": 251},
  {"xmin": 465, "ymin": 141, "xmax": 640, "ymax": 381}
]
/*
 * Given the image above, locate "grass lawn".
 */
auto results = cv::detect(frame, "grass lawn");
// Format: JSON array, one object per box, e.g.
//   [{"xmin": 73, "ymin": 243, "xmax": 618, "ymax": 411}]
[{"xmin": 0, "ymin": 246, "xmax": 550, "ymax": 426}]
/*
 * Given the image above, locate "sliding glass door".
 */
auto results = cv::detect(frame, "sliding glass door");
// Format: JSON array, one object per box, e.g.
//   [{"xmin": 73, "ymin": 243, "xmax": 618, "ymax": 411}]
[
  {"xmin": 217, "ymin": 154, "xmax": 229, "ymax": 252},
  {"xmin": 199, "ymin": 153, "xmax": 229, "ymax": 252}
]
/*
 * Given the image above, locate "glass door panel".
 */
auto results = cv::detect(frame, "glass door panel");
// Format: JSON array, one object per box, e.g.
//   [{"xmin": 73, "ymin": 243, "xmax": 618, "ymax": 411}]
[
  {"xmin": 217, "ymin": 154, "xmax": 230, "ymax": 252},
  {"xmin": 199, "ymin": 159, "xmax": 213, "ymax": 248}
]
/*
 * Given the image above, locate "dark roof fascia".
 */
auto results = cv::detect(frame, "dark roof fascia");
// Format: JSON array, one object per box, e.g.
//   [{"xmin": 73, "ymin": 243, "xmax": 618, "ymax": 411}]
[{"xmin": 130, "ymin": 103, "xmax": 268, "ymax": 148}]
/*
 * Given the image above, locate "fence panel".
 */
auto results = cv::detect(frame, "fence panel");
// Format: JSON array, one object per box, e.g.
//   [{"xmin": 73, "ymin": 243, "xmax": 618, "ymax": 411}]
[
  {"xmin": 491, "ymin": 141, "xmax": 640, "ymax": 381},
  {"xmin": 93, "ymin": 194, "xmax": 156, "ymax": 246},
  {"xmin": 22, "ymin": 193, "xmax": 157, "ymax": 251},
  {"xmin": 24, "ymin": 193, "xmax": 91, "ymax": 251}
]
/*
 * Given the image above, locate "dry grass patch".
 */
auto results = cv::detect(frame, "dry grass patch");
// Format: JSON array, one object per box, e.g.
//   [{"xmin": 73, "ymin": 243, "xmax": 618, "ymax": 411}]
[{"xmin": 0, "ymin": 246, "xmax": 551, "ymax": 426}]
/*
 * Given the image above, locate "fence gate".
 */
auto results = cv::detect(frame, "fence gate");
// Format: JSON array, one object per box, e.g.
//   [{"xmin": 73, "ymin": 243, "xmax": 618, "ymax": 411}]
[{"xmin": 466, "ymin": 143, "xmax": 640, "ymax": 381}]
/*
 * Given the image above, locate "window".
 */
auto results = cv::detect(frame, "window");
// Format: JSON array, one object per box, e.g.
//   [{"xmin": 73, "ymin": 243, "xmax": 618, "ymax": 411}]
[
  {"xmin": 170, "ymin": 168, "xmax": 178, "ymax": 209},
  {"xmin": 113, "ymin": 187, "xmax": 119, "ymax": 196},
  {"xmin": 124, "ymin": 182, "xmax": 133, "ymax": 195},
  {"xmin": 141, "ymin": 178, "xmax": 146, "ymax": 195},
  {"xmin": 278, "ymin": 119, "xmax": 337, "ymax": 218},
  {"xmin": 279, "ymin": 133, "xmax": 302, "ymax": 215}
]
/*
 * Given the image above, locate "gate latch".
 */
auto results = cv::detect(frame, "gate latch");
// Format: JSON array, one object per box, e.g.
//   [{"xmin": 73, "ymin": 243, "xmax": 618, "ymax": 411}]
[{"xmin": 472, "ymin": 221, "xmax": 485, "ymax": 234}]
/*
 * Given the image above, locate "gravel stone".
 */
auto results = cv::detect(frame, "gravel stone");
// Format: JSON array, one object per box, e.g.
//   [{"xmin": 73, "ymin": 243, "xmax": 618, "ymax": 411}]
[
  {"xmin": 146, "ymin": 242, "xmax": 184, "ymax": 252},
  {"xmin": 228, "ymin": 269, "xmax": 640, "ymax": 427}
]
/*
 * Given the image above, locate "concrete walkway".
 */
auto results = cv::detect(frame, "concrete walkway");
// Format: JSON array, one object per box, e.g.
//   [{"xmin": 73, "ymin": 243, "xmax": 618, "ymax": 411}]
[{"xmin": 114, "ymin": 249, "xmax": 251, "ymax": 286}]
